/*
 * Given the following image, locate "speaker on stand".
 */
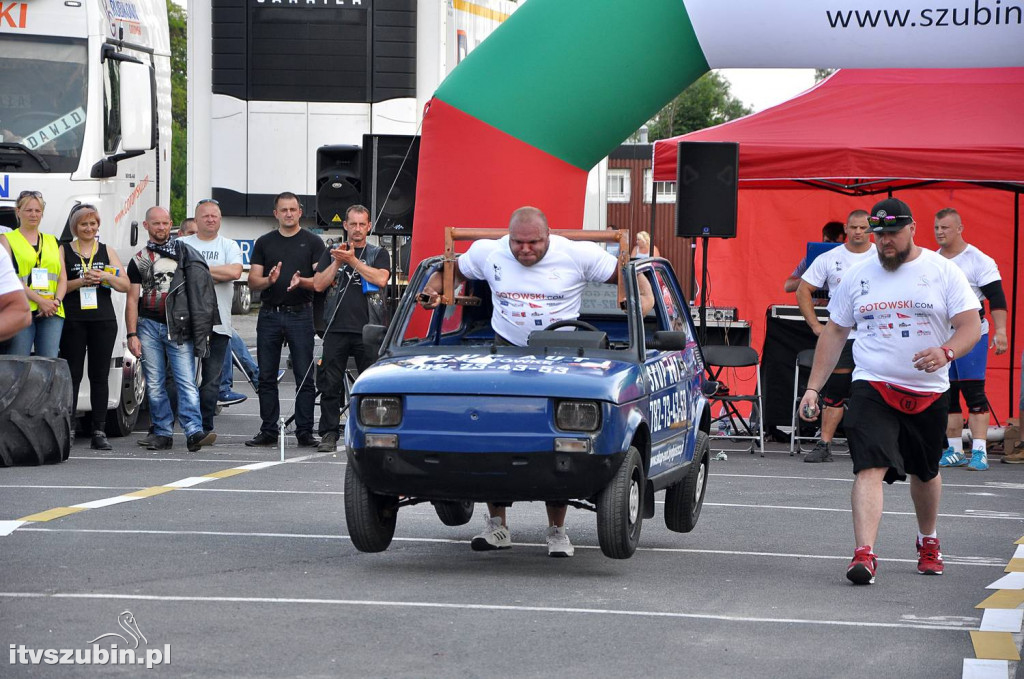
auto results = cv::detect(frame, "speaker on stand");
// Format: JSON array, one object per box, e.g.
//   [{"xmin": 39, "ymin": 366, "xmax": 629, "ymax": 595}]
[
  {"xmin": 362, "ymin": 134, "xmax": 420, "ymax": 314},
  {"xmin": 315, "ymin": 145, "xmax": 362, "ymax": 229},
  {"xmin": 675, "ymin": 141, "xmax": 739, "ymax": 345}
]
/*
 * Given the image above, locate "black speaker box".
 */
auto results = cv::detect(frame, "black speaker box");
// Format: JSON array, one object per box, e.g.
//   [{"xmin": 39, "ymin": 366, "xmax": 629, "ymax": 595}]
[
  {"xmin": 362, "ymin": 134, "xmax": 419, "ymax": 236},
  {"xmin": 675, "ymin": 141, "xmax": 739, "ymax": 239},
  {"xmin": 316, "ymin": 145, "xmax": 362, "ymax": 228}
]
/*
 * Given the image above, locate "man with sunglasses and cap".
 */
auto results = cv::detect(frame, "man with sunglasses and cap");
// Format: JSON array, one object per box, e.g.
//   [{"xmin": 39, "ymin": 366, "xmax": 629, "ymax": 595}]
[{"xmin": 798, "ymin": 197, "xmax": 980, "ymax": 585}]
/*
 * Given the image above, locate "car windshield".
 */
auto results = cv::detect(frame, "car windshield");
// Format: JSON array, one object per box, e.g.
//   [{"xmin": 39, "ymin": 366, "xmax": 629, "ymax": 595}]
[
  {"xmin": 0, "ymin": 36, "xmax": 88, "ymax": 173},
  {"xmin": 392, "ymin": 262, "xmax": 650, "ymax": 352}
]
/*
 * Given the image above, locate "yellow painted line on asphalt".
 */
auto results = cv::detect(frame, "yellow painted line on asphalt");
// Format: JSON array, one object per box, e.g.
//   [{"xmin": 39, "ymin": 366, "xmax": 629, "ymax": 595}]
[
  {"xmin": 969, "ymin": 631, "xmax": 1021, "ymax": 661},
  {"xmin": 976, "ymin": 590, "xmax": 1024, "ymax": 609},
  {"xmin": 205, "ymin": 469, "xmax": 249, "ymax": 479},
  {"xmin": 18, "ymin": 507, "xmax": 87, "ymax": 522},
  {"xmin": 1005, "ymin": 558, "xmax": 1024, "ymax": 573},
  {"xmin": 123, "ymin": 486, "xmax": 177, "ymax": 499}
]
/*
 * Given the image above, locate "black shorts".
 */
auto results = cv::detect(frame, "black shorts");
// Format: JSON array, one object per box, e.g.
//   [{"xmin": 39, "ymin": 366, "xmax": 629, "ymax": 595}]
[{"xmin": 844, "ymin": 381, "xmax": 949, "ymax": 484}]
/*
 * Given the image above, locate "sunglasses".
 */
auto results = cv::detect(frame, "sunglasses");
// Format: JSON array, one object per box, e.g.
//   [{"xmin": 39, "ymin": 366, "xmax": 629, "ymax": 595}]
[
  {"xmin": 18, "ymin": 190, "xmax": 43, "ymax": 199},
  {"xmin": 867, "ymin": 215, "xmax": 911, "ymax": 228},
  {"xmin": 196, "ymin": 198, "xmax": 220, "ymax": 207},
  {"xmin": 71, "ymin": 203, "xmax": 97, "ymax": 213}
]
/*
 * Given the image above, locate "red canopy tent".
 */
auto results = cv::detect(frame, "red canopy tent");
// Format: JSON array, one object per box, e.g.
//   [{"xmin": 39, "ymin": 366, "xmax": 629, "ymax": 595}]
[{"xmin": 652, "ymin": 68, "xmax": 1023, "ymax": 420}]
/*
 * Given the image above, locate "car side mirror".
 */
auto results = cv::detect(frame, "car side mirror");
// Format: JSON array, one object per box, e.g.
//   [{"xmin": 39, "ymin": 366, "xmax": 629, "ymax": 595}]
[{"xmin": 649, "ymin": 331, "xmax": 687, "ymax": 351}]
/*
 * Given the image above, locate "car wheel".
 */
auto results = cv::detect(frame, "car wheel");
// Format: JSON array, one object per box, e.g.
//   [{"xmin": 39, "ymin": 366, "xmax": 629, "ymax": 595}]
[
  {"xmin": 231, "ymin": 282, "xmax": 251, "ymax": 315},
  {"xmin": 596, "ymin": 446, "xmax": 644, "ymax": 559},
  {"xmin": 432, "ymin": 500, "xmax": 475, "ymax": 527},
  {"xmin": 665, "ymin": 431, "xmax": 709, "ymax": 533},
  {"xmin": 344, "ymin": 463, "xmax": 398, "ymax": 552},
  {"xmin": 0, "ymin": 357, "xmax": 72, "ymax": 466}
]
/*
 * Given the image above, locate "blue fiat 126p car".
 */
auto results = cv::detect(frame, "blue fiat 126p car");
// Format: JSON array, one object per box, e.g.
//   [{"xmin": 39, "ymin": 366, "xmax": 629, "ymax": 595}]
[{"xmin": 344, "ymin": 229, "xmax": 713, "ymax": 559}]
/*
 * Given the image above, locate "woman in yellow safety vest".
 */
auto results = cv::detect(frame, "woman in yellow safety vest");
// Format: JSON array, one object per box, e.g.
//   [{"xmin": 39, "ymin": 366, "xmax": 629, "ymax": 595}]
[{"xmin": 0, "ymin": 190, "xmax": 67, "ymax": 357}]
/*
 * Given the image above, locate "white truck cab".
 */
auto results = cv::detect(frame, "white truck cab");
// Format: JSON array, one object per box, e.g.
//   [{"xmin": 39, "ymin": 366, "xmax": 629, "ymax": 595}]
[{"xmin": 0, "ymin": 0, "xmax": 171, "ymax": 435}]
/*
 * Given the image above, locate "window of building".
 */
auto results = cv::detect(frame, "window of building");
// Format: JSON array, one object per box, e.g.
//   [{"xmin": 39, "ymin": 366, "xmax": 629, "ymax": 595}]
[
  {"xmin": 607, "ymin": 169, "xmax": 631, "ymax": 203},
  {"xmin": 643, "ymin": 169, "xmax": 676, "ymax": 203}
]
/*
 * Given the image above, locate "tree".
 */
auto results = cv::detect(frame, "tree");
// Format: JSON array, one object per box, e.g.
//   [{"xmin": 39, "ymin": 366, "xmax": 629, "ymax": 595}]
[
  {"xmin": 167, "ymin": 0, "xmax": 187, "ymax": 224},
  {"xmin": 645, "ymin": 72, "xmax": 752, "ymax": 141}
]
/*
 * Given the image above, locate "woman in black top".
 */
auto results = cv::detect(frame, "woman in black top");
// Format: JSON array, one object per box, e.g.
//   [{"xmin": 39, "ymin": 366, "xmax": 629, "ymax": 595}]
[{"xmin": 59, "ymin": 205, "xmax": 130, "ymax": 449}]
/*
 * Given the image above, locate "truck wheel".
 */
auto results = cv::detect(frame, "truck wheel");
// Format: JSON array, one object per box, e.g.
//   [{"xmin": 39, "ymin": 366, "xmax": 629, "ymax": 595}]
[
  {"xmin": 665, "ymin": 431, "xmax": 709, "ymax": 533},
  {"xmin": 433, "ymin": 500, "xmax": 475, "ymax": 526},
  {"xmin": 231, "ymin": 283, "xmax": 251, "ymax": 315},
  {"xmin": 344, "ymin": 464, "xmax": 398, "ymax": 552},
  {"xmin": 596, "ymin": 446, "xmax": 644, "ymax": 559},
  {"xmin": 106, "ymin": 353, "xmax": 145, "ymax": 437},
  {"xmin": 0, "ymin": 357, "xmax": 72, "ymax": 466}
]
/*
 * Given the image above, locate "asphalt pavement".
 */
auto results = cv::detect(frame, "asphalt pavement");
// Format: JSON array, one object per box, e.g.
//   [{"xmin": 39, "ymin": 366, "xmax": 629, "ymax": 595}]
[{"xmin": 1, "ymin": 313, "xmax": 1022, "ymax": 678}]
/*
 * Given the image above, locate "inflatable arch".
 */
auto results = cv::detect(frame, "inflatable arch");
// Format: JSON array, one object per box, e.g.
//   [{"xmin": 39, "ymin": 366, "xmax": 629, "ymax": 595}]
[{"xmin": 410, "ymin": 0, "xmax": 1024, "ymax": 266}]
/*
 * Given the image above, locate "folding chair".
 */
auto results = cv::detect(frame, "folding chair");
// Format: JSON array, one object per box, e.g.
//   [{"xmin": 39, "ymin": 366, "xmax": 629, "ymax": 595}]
[
  {"xmin": 789, "ymin": 349, "xmax": 819, "ymax": 456},
  {"xmin": 703, "ymin": 345, "xmax": 766, "ymax": 456}
]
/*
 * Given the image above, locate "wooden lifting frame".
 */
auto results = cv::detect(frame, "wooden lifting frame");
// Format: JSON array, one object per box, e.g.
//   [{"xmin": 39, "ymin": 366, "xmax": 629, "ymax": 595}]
[{"xmin": 440, "ymin": 227, "xmax": 631, "ymax": 308}]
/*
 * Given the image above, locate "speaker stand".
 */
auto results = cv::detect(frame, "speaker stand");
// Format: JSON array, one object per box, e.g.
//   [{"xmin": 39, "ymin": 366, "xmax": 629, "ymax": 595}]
[
  {"xmin": 386, "ymin": 236, "xmax": 402, "ymax": 317},
  {"xmin": 698, "ymin": 236, "xmax": 709, "ymax": 347}
]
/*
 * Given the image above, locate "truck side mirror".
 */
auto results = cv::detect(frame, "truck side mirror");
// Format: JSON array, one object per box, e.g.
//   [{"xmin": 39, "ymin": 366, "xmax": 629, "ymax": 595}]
[{"xmin": 119, "ymin": 62, "xmax": 154, "ymax": 152}]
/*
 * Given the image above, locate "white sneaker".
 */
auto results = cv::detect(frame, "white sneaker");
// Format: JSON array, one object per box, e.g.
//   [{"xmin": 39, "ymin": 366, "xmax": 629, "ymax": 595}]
[
  {"xmin": 546, "ymin": 525, "xmax": 574, "ymax": 558},
  {"xmin": 471, "ymin": 516, "xmax": 511, "ymax": 551}
]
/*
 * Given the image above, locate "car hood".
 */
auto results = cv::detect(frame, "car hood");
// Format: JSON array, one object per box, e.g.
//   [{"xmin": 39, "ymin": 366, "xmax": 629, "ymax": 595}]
[{"xmin": 352, "ymin": 352, "xmax": 646, "ymax": 403}]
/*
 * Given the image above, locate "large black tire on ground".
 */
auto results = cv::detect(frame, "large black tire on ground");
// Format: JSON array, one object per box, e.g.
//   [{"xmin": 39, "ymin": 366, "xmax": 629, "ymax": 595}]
[
  {"xmin": 344, "ymin": 463, "xmax": 398, "ymax": 552},
  {"xmin": 433, "ymin": 500, "xmax": 475, "ymax": 527},
  {"xmin": 596, "ymin": 446, "xmax": 645, "ymax": 559},
  {"xmin": 665, "ymin": 431, "xmax": 710, "ymax": 533},
  {"xmin": 0, "ymin": 357, "xmax": 72, "ymax": 466}
]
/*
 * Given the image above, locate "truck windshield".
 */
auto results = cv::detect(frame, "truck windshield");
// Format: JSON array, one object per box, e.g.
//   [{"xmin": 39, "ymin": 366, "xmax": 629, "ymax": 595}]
[{"xmin": 0, "ymin": 36, "xmax": 88, "ymax": 173}]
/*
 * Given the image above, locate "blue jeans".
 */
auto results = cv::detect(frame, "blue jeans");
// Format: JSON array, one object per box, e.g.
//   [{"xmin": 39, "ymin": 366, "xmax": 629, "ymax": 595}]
[
  {"xmin": 220, "ymin": 329, "xmax": 259, "ymax": 395},
  {"xmin": 7, "ymin": 314, "xmax": 64, "ymax": 357},
  {"xmin": 256, "ymin": 305, "xmax": 316, "ymax": 435},
  {"xmin": 138, "ymin": 317, "xmax": 203, "ymax": 438}
]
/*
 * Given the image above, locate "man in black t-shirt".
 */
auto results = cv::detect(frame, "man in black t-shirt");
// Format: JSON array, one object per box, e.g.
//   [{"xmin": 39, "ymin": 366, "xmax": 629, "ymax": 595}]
[
  {"xmin": 245, "ymin": 192, "xmax": 325, "ymax": 448},
  {"xmin": 311, "ymin": 205, "xmax": 391, "ymax": 452}
]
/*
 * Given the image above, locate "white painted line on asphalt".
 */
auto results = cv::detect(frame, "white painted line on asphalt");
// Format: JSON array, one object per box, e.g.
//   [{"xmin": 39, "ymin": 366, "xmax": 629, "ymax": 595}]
[
  {"xmin": 12, "ymin": 527, "xmax": 1010, "ymax": 567},
  {"xmin": 1013, "ymin": 544, "xmax": 1024, "ymax": 559},
  {"xmin": 962, "ymin": 658, "xmax": 1010, "ymax": 679},
  {"xmin": 0, "ymin": 590, "xmax": 980, "ymax": 632},
  {"xmin": 234, "ymin": 461, "xmax": 281, "ymax": 471},
  {"xmin": 979, "ymin": 609, "xmax": 1023, "ymax": 633},
  {"xmin": 0, "ymin": 521, "xmax": 27, "ymax": 536},
  {"xmin": 72, "ymin": 495, "xmax": 142, "ymax": 510},
  {"xmin": 987, "ymin": 573, "xmax": 1024, "ymax": 589},
  {"xmin": 713, "ymin": 473, "xmax": 1024, "ymax": 491},
  {"xmin": 706, "ymin": 502, "xmax": 1024, "ymax": 521},
  {"xmin": 164, "ymin": 477, "xmax": 217, "ymax": 488}
]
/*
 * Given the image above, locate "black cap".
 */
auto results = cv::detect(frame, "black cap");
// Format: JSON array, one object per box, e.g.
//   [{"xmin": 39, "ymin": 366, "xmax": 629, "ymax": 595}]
[{"xmin": 869, "ymin": 198, "xmax": 914, "ymax": 232}]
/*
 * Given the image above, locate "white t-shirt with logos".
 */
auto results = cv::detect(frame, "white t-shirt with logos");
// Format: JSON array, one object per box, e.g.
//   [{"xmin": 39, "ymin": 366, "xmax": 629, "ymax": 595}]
[
  {"xmin": 828, "ymin": 249, "xmax": 979, "ymax": 393},
  {"xmin": 179, "ymin": 234, "xmax": 243, "ymax": 336},
  {"xmin": 940, "ymin": 244, "xmax": 1001, "ymax": 335},
  {"xmin": 458, "ymin": 234, "xmax": 618, "ymax": 347},
  {"xmin": 0, "ymin": 246, "xmax": 22, "ymax": 295},
  {"xmin": 801, "ymin": 243, "xmax": 876, "ymax": 339}
]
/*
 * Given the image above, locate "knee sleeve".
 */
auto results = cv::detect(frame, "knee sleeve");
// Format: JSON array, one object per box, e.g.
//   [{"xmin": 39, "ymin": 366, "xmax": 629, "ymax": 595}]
[
  {"xmin": 946, "ymin": 382, "xmax": 962, "ymax": 415},
  {"xmin": 821, "ymin": 371, "xmax": 852, "ymax": 408},
  {"xmin": 959, "ymin": 380, "xmax": 989, "ymax": 414}
]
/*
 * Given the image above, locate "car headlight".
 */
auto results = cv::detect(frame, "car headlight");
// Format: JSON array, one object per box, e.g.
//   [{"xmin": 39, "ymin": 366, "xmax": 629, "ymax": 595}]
[
  {"xmin": 359, "ymin": 396, "xmax": 402, "ymax": 427},
  {"xmin": 555, "ymin": 400, "xmax": 601, "ymax": 432}
]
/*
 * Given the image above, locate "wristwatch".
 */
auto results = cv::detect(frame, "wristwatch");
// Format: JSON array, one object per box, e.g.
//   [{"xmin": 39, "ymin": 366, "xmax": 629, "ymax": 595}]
[{"xmin": 941, "ymin": 346, "xmax": 955, "ymax": 362}]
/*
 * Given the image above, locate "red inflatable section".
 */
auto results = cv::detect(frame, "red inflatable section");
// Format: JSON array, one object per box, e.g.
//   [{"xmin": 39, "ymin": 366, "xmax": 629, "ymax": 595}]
[{"xmin": 409, "ymin": 98, "xmax": 590, "ymax": 271}]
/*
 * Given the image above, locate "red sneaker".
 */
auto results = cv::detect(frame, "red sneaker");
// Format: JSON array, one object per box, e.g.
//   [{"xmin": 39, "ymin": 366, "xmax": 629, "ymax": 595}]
[
  {"xmin": 846, "ymin": 545, "xmax": 877, "ymax": 585},
  {"xmin": 917, "ymin": 537, "xmax": 944, "ymax": 575}
]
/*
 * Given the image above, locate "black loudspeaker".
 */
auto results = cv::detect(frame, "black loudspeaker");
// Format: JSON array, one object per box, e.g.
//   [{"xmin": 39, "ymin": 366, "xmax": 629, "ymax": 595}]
[
  {"xmin": 675, "ymin": 141, "xmax": 739, "ymax": 239},
  {"xmin": 362, "ymin": 134, "xmax": 419, "ymax": 236},
  {"xmin": 316, "ymin": 145, "xmax": 362, "ymax": 228}
]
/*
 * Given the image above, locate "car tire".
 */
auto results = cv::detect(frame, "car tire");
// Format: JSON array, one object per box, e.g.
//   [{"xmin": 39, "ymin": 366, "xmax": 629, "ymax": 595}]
[
  {"xmin": 596, "ymin": 446, "xmax": 645, "ymax": 559},
  {"xmin": 665, "ymin": 431, "xmax": 709, "ymax": 533},
  {"xmin": 344, "ymin": 463, "xmax": 398, "ymax": 552},
  {"xmin": 105, "ymin": 353, "xmax": 145, "ymax": 437},
  {"xmin": 0, "ymin": 357, "xmax": 72, "ymax": 466},
  {"xmin": 231, "ymin": 282, "xmax": 251, "ymax": 315},
  {"xmin": 432, "ymin": 500, "xmax": 475, "ymax": 527}
]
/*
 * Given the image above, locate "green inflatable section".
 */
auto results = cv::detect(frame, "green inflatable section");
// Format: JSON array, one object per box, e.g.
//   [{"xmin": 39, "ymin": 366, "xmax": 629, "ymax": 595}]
[{"xmin": 436, "ymin": 0, "xmax": 709, "ymax": 171}]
